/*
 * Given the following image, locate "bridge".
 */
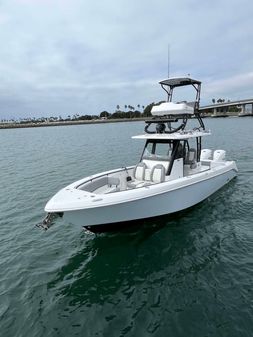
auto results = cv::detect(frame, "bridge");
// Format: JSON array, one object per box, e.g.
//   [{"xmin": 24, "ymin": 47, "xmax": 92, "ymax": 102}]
[{"xmin": 199, "ymin": 98, "xmax": 253, "ymax": 116}]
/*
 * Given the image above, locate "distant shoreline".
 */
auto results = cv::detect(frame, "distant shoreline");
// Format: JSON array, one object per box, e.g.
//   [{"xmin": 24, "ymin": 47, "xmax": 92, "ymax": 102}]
[
  {"xmin": 0, "ymin": 114, "xmax": 250, "ymax": 130},
  {"xmin": 0, "ymin": 118, "xmax": 146, "ymax": 130}
]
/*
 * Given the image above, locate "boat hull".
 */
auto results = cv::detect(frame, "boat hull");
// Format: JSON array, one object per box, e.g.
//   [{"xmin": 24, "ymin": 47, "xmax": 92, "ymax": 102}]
[{"xmin": 62, "ymin": 167, "xmax": 237, "ymax": 231}]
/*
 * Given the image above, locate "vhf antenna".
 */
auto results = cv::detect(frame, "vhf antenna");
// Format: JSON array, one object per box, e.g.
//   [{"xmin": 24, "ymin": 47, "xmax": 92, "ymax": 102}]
[
  {"xmin": 167, "ymin": 44, "xmax": 171, "ymax": 102},
  {"xmin": 167, "ymin": 44, "xmax": 170, "ymax": 78}
]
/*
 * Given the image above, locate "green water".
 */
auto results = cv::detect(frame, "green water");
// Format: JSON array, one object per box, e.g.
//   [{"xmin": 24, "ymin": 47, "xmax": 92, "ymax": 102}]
[{"xmin": 0, "ymin": 119, "xmax": 252, "ymax": 336}]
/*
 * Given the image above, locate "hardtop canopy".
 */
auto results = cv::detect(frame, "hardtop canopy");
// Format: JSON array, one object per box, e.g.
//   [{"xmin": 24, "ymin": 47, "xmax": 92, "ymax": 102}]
[{"xmin": 159, "ymin": 77, "xmax": 201, "ymax": 88}]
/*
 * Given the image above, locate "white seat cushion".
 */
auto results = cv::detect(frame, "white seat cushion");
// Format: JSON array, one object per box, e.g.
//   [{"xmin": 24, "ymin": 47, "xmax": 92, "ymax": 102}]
[
  {"xmin": 133, "ymin": 162, "xmax": 147, "ymax": 181},
  {"xmin": 144, "ymin": 168, "xmax": 151, "ymax": 181},
  {"xmin": 151, "ymin": 164, "xmax": 166, "ymax": 183}
]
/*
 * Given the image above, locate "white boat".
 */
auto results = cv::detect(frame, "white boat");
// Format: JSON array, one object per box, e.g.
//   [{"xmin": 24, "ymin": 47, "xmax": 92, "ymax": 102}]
[{"xmin": 41, "ymin": 77, "xmax": 238, "ymax": 232}]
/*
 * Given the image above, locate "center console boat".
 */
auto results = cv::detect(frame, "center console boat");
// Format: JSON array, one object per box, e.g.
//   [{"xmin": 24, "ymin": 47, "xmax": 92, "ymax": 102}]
[{"xmin": 40, "ymin": 77, "xmax": 238, "ymax": 232}]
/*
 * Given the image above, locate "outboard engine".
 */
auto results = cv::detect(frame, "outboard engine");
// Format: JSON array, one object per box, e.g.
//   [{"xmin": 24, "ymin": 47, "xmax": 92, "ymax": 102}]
[
  {"xmin": 213, "ymin": 150, "xmax": 226, "ymax": 161},
  {"xmin": 200, "ymin": 149, "xmax": 213, "ymax": 160}
]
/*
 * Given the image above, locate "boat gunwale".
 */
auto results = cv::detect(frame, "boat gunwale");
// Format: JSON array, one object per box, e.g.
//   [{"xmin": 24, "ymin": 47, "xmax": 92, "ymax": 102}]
[{"xmin": 45, "ymin": 161, "xmax": 237, "ymax": 212}]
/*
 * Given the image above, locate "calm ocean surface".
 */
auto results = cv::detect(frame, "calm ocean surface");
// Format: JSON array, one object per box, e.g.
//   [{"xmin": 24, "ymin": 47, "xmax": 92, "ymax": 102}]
[{"xmin": 0, "ymin": 118, "xmax": 253, "ymax": 337}]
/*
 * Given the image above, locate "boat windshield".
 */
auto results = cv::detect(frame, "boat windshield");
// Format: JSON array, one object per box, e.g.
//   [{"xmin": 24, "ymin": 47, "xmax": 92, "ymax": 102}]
[{"xmin": 142, "ymin": 140, "xmax": 173, "ymax": 161}]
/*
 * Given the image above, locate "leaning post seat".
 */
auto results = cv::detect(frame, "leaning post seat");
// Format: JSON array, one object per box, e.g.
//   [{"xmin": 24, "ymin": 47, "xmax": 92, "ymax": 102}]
[
  {"xmin": 184, "ymin": 148, "xmax": 197, "ymax": 169},
  {"xmin": 185, "ymin": 148, "xmax": 197, "ymax": 163}
]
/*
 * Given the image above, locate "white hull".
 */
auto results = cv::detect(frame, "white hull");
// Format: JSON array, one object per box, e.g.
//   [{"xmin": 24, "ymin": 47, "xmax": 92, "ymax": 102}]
[{"xmin": 51, "ymin": 164, "xmax": 237, "ymax": 229}]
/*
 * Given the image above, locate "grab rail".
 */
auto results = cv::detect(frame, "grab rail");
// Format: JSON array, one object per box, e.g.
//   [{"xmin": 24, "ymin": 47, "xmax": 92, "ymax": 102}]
[{"xmin": 75, "ymin": 166, "xmax": 135, "ymax": 189}]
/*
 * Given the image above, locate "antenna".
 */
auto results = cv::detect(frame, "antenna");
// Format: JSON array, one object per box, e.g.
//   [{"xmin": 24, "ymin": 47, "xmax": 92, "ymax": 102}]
[{"xmin": 167, "ymin": 44, "xmax": 170, "ymax": 78}]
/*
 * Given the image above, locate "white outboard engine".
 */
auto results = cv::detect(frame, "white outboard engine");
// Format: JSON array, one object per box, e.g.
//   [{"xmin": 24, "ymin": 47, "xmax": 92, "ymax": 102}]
[
  {"xmin": 200, "ymin": 149, "xmax": 212, "ymax": 160},
  {"xmin": 213, "ymin": 150, "xmax": 226, "ymax": 161}
]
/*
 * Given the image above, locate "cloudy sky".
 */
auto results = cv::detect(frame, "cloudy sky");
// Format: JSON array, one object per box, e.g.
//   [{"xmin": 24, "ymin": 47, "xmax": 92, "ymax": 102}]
[{"xmin": 0, "ymin": 0, "xmax": 253, "ymax": 119}]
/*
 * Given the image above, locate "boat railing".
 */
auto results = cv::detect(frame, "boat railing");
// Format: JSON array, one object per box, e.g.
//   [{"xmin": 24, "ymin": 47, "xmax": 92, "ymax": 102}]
[{"xmin": 75, "ymin": 166, "xmax": 135, "ymax": 190}]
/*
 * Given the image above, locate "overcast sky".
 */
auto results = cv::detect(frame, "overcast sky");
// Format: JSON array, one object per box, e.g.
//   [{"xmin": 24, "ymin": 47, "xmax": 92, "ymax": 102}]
[{"xmin": 0, "ymin": 0, "xmax": 253, "ymax": 118}]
